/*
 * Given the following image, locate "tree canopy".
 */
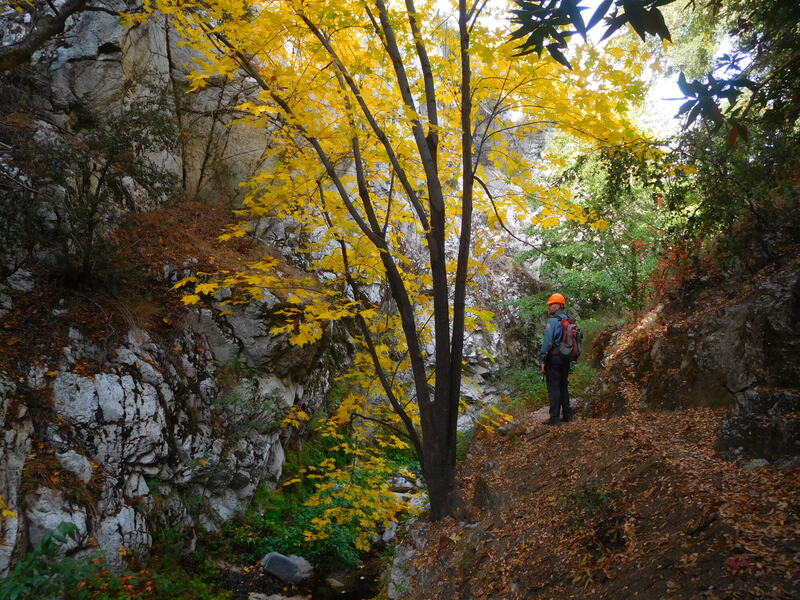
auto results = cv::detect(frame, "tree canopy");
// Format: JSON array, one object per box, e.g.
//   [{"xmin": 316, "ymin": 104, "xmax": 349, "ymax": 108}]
[{"xmin": 126, "ymin": 0, "xmax": 657, "ymax": 523}]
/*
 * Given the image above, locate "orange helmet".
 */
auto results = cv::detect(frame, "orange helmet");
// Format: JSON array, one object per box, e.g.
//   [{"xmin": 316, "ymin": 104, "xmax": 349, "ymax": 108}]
[{"xmin": 547, "ymin": 293, "xmax": 566, "ymax": 306}]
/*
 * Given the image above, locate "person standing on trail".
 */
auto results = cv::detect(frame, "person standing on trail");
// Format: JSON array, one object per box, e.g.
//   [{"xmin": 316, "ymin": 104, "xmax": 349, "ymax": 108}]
[{"xmin": 539, "ymin": 293, "xmax": 573, "ymax": 425}]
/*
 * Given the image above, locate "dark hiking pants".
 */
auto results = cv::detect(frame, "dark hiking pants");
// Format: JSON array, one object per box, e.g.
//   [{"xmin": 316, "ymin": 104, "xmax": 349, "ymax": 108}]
[{"xmin": 546, "ymin": 353, "xmax": 571, "ymax": 422}]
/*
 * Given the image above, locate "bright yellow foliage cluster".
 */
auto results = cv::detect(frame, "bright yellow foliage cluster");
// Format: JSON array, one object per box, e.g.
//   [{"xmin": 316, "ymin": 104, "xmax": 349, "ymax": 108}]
[
  {"xmin": 1, "ymin": 493, "xmax": 16, "ymax": 528},
  {"xmin": 279, "ymin": 392, "xmax": 422, "ymax": 548}
]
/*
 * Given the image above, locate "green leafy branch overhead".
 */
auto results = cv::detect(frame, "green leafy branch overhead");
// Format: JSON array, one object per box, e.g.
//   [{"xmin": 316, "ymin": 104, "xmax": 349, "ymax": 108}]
[
  {"xmin": 676, "ymin": 71, "xmax": 756, "ymax": 145},
  {"xmin": 508, "ymin": 0, "xmax": 799, "ymax": 147},
  {"xmin": 509, "ymin": 0, "xmax": 673, "ymax": 68}
]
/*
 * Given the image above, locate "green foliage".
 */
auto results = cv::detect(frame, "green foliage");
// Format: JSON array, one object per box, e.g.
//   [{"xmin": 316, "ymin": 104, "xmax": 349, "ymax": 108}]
[
  {"xmin": 723, "ymin": 0, "xmax": 800, "ymax": 127},
  {"xmin": 81, "ymin": 570, "xmax": 230, "ymax": 600},
  {"xmin": 510, "ymin": 0, "xmax": 673, "ymax": 68},
  {"xmin": 518, "ymin": 145, "xmax": 678, "ymax": 315},
  {"xmin": 502, "ymin": 368, "xmax": 548, "ymax": 413},
  {"xmin": 669, "ymin": 123, "xmax": 800, "ymax": 263},
  {"xmin": 217, "ymin": 420, "xmax": 420, "ymax": 572},
  {"xmin": 229, "ymin": 490, "xmax": 362, "ymax": 569},
  {"xmin": 79, "ymin": 549, "xmax": 231, "ymax": 600},
  {"xmin": 0, "ymin": 521, "xmax": 230, "ymax": 600},
  {"xmin": 76, "ymin": 528, "xmax": 230, "ymax": 600},
  {"xmin": 658, "ymin": 1, "xmax": 722, "ymax": 79},
  {"xmin": 208, "ymin": 352, "xmax": 288, "ymax": 439},
  {"xmin": 281, "ymin": 435, "xmax": 342, "ymax": 483},
  {"xmin": 455, "ymin": 427, "xmax": 476, "ymax": 462},
  {"xmin": 0, "ymin": 522, "xmax": 100, "ymax": 600},
  {"xmin": 223, "ymin": 436, "xmax": 374, "ymax": 570},
  {"xmin": 381, "ymin": 443, "xmax": 422, "ymax": 473},
  {"xmin": 560, "ymin": 483, "xmax": 620, "ymax": 528},
  {"xmin": 568, "ymin": 360, "xmax": 599, "ymax": 400},
  {"xmin": 209, "ymin": 386, "xmax": 282, "ymax": 438},
  {"xmin": 575, "ymin": 315, "xmax": 622, "ymax": 349},
  {"xmin": 673, "ymin": 1, "xmax": 800, "ymax": 136},
  {"xmin": 1, "ymin": 88, "xmax": 178, "ymax": 282},
  {"xmin": 645, "ymin": 0, "xmax": 800, "ymax": 291}
]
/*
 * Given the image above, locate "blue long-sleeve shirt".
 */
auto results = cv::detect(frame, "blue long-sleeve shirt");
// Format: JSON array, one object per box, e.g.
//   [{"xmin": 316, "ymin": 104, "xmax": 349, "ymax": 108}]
[{"xmin": 539, "ymin": 311, "xmax": 568, "ymax": 363}]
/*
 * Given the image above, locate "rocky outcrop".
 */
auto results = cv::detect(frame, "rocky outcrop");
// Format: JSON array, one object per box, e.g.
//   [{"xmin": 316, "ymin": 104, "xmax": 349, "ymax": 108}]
[
  {"xmin": 0, "ymin": 271, "xmax": 351, "ymax": 575},
  {"xmin": 0, "ymin": 373, "xmax": 33, "ymax": 574},
  {"xmin": 0, "ymin": 7, "xmax": 335, "ymax": 572},
  {"xmin": 587, "ymin": 256, "xmax": 800, "ymax": 464},
  {"xmin": 1, "ymin": 1, "xmax": 268, "ymax": 200}
]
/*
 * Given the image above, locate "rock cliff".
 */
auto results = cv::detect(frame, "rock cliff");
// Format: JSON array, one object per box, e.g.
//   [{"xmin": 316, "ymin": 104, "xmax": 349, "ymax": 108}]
[
  {"xmin": 0, "ymin": 261, "xmax": 352, "ymax": 574},
  {"xmin": 0, "ymin": 2, "xmax": 351, "ymax": 574},
  {"xmin": 587, "ymin": 254, "xmax": 800, "ymax": 466}
]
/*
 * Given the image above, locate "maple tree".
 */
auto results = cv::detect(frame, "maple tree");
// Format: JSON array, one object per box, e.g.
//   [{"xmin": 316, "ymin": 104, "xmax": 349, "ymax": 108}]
[{"xmin": 130, "ymin": 0, "xmax": 652, "ymax": 521}]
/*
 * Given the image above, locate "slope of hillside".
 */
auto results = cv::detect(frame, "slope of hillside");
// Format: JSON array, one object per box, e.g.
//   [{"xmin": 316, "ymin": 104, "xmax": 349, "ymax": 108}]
[{"xmin": 388, "ymin": 406, "xmax": 799, "ymax": 599}]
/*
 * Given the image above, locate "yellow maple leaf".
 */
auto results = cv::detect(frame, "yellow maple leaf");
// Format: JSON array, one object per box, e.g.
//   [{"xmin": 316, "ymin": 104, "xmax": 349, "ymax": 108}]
[{"xmin": 172, "ymin": 276, "xmax": 198, "ymax": 290}]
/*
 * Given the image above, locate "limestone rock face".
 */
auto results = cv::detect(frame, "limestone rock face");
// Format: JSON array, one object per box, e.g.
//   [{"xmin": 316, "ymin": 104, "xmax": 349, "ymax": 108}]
[
  {"xmin": 587, "ymin": 258, "xmax": 800, "ymax": 463},
  {"xmin": 0, "ymin": 294, "xmax": 347, "ymax": 575},
  {"xmin": 0, "ymin": 374, "xmax": 33, "ymax": 575},
  {"xmin": 1, "ymin": 1, "xmax": 271, "ymax": 213},
  {"xmin": 25, "ymin": 487, "xmax": 89, "ymax": 553}
]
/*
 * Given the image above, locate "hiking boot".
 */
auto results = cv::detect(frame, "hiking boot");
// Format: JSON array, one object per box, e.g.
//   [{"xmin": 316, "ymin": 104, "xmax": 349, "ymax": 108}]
[{"xmin": 542, "ymin": 419, "xmax": 561, "ymax": 426}]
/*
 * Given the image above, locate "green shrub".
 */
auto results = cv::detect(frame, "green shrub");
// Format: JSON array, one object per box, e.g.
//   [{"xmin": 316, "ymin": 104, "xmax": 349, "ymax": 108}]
[
  {"xmin": 2, "ymin": 91, "xmax": 178, "ymax": 283},
  {"xmin": 229, "ymin": 491, "xmax": 362, "ymax": 569},
  {"xmin": 0, "ymin": 521, "xmax": 232, "ymax": 600},
  {"xmin": 502, "ymin": 367, "xmax": 547, "ymax": 413},
  {"xmin": 559, "ymin": 483, "xmax": 619, "ymax": 528},
  {"xmin": 0, "ymin": 522, "xmax": 100, "ymax": 600}
]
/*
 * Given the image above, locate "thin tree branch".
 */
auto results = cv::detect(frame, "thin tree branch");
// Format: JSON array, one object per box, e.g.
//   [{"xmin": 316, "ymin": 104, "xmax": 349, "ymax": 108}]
[
  {"xmin": 350, "ymin": 413, "xmax": 414, "ymax": 443},
  {"xmin": 383, "ymin": 170, "xmax": 395, "ymax": 235},
  {"xmin": 404, "ymin": 0, "xmax": 440, "ymax": 157},
  {"xmin": 298, "ymin": 11, "xmax": 431, "ymax": 232},
  {"xmin": 319, "ymin": 196, "xmax": 424, "ymax": 462},
  {"xmin": 474, "ymin": 175, "xmax": 543, "ymax": 251},
  {"xmin": 203, "ymin": 26, "xmax": 382, "ymax": 247},
  {"xmin": 468, "ymin": 0, "xmax": 490, "ymax": 33},
  {"xmin": 373, "ymin": 0, "xmax": 445, "ymax": 214}
]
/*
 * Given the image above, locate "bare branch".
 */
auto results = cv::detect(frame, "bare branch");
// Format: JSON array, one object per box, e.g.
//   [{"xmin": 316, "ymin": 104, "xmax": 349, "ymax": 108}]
[
  {"xmin": 0, "ymin": 0, "xmax": 88, "ymax": 71},
  {"xmin": 350, "ymin": 412, "xmax": 414, "ymax": 442},
  {"xmin": 373, "ymin": 0, "xmax": 445, "ymax": 214},
  {"xmin": 468, "ymin": 0, "xmax": 490, "ymax": 33},
  {"xmin": 474, "ymin": 174, "xmax": 542, "ymax": 251}
]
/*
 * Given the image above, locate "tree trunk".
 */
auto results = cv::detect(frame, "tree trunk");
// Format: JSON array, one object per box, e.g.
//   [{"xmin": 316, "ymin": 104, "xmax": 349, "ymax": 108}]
[{"xmin": 422, "ymin": 432, "xmax": 457, "ymax": 520}]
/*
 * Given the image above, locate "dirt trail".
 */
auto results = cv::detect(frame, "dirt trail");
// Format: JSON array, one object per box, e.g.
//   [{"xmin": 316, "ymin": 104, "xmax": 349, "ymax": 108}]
[{"xmin": 400, "ymin": 407, "xmax": 800, "ymax": 599}]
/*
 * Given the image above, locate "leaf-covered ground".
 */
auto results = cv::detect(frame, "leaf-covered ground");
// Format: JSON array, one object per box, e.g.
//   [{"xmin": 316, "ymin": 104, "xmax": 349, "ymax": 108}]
[{"xmin": 401, "ymin": 406, "xmax": 799, "ymax": 599}]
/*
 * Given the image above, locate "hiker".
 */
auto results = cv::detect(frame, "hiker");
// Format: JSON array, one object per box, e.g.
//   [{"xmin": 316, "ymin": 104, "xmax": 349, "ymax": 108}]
[{"xmin": 539, "ymin": 293, "xmax": 574, "ymax": 425}]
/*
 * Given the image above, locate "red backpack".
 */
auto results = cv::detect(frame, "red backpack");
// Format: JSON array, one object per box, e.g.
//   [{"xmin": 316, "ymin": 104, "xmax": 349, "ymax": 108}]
[{"xmin": 558, "ymin": 316, "xmax": 583, "ymax": 360}]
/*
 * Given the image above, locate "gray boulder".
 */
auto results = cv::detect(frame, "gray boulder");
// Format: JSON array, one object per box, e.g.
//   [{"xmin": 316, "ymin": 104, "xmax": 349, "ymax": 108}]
[{"xmin": 260, "ymin": 551, "xmax": 314, "ymax": 584}]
